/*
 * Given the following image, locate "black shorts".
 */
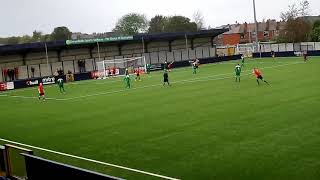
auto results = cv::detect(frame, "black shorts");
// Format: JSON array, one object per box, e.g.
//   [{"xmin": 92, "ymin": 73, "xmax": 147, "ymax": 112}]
[
  {"xmin": 39, "ymin": 93, "xmax": 45, "ymax": 96},
  {"xmin": 137, "ymin": 73, "xmax": 140, "ymax": 77},
  {"xmin": 164, "ymin": 78, "xmax": 169, "ymax": 82},
  {"xmin": 257, "ymin": 75, "xmax": 263, "ymax": 80}
]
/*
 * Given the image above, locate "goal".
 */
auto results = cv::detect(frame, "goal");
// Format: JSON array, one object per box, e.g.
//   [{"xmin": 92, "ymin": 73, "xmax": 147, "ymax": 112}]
[
  {"xmin": 236, "ymin": 43, "xmax": 255, "ymax": 58},
  {"xmin": 95, "ymin": 57, "xmax": 146, "ymax": 79}
]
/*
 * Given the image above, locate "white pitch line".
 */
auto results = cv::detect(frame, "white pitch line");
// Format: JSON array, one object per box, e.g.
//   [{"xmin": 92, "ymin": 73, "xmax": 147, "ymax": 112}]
[
  {"xmin": 2, "ymin": 95, "xmax": 62, "ymax": 101},
  {"xmin": 0, "ymin": 138, "xmax": 180, "ymax": 180},
  {"xmin": 0, "ymin": 62, "xmax": 301, "ymax": 101}
]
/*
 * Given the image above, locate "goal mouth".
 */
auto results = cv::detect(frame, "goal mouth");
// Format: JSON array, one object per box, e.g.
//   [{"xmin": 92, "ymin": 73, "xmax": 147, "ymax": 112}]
[{"xmin": 94, "ymin": 57, "xmax": 146, "ymax": 79}]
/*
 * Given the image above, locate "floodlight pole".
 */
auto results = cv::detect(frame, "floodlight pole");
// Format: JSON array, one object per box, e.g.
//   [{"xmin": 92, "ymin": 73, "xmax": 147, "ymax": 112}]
[{"xmin": 253, "ymin": 0, "xmax": 260, "ymax": 55}]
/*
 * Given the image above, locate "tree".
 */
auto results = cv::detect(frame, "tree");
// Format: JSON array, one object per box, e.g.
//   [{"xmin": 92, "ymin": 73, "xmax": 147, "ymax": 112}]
[
  {"xmin": 7, "ymin": 37, "xmax": 20, "ymax": 44},
  {"xmin": 312, "ymin": 20, "xmax": 320, "ymax": 29},
  {"xmin": 299, "ymin": 0, "xmax": 311, "ymax": 16},
  {"xmin": 310, "ymin": 27, "xmax": 320, "ymax": 41},
  {"xmin": 51, "ymin": 26, "xmax": 72, "ymax": 41},
  {"xmin": 20, "ymin": 35, "xmax": 32, "ymax": 43},
  {"xmin": 280, "ymin": 0, "xmax": 311, "ymax": 21},
  {"xmin": 281, "ymin": 4, "xmax": 299, "ymax": 21},
  {"xmin": 285, "ymin": 18, "xmax": 311, "ymax": 42},
  {"xmin": 310, "ymin": 20, "xmax": 320, "ymax": 41},
  {"xmin": 278, "ymin": 0, "xmax": 312, "ymax": 42},
  {"xmin": 148, "ymin": 15, "xmax": 168, "ymax": 33},
  {"xmin": 32, "ymin": 31, "xmax": 42, "ymax": 42},
  {"xmin": 0, "ymin": 38, "xmax": 8, "ymax": 44},
  {"xmin": 193, "ymin": 10, "xmax": 205, "ymax": 30},
  {"xmin": 113, "ymin": 13, "xmax": 148, "ymax": 35},
  {"xmin": 41, "ymin": 34, "xmax": 51, "ymax": 42},
  {"xmin": 164, "ymin": 16, "xmax": 197, "ymax": 33}
]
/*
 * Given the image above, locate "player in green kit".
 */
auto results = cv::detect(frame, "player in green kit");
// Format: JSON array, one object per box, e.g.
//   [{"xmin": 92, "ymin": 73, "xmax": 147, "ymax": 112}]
[
  {"xmin": 241, "ymin": 55, "xmax": 245, "ymax": 67},
  {"xmin": 235, "ymin": 64, "xmax": 241, "ymax": 82},
  {"xmin": 124, "ymin": 75, "xmax": 131, "ymax": 88},
  {"xmin": 163, "ymin": 70, "xmax": 170, "ymax": 86},
  {"xmin": 57, "ymin": 78, "xmax": 66, "ymax": 93},
  {"xmin": 192, "ymin": 62, "xmax": 197, "ymax": 74},
  {"xmin": 146, "ymin": 64, "xmax": 151, "ymax": 74}
]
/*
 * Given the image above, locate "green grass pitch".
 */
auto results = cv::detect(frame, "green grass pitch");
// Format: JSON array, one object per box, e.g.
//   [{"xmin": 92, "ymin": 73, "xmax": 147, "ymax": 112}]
[{"xmin": 0, "ymin": 57, "xmax": 320, "ymax": 180}]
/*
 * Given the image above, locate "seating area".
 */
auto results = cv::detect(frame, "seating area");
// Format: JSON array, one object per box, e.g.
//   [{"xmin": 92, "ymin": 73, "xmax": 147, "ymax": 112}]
[{"xmin": 0, "ymin": 37, "xmax": 217, "ymax": 82}]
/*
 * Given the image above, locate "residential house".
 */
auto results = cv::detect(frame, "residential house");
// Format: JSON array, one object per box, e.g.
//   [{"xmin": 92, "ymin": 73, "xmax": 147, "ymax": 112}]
[{"xmin": 216, "ymin": 20, "xmax": 286, "ymax": 46}]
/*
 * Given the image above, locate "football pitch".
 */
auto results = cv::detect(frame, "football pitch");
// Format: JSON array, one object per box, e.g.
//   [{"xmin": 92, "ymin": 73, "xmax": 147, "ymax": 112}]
[{"xmin": 0, "ymin": 57, "xmax": 320, "ymax": 180}]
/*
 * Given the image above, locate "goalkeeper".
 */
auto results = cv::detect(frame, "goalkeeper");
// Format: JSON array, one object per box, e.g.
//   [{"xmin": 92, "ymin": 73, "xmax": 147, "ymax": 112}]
[
  {"xmin": 124, "ymin": 75, "xmax": 131, "ymax": 88},
  {"xmin": 57, "ymin": 78, "xmax": 66, "ymax": 93}
]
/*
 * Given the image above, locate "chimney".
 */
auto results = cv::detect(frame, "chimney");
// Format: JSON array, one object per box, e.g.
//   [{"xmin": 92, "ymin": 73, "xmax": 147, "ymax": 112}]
[
  {"xmin": 276, "ymin": 22, "xmax": 280, "ymax": 30},
  {"xmin": 244, "ymin": 22, "xmax": 248, "ymax": 34}
]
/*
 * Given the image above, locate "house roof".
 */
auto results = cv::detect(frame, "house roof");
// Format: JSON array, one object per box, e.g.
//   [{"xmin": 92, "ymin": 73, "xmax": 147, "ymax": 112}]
[
  {"xmin": 268, "ymin": 20, "xmax": 278, "ymax": 31},
  {"xmin": 222, "ymin": 20, "xmax": 286, "ymax": 35},
  {"xmin": 223, "ymin": 25, "xmax": 241, "ymax": 34}
]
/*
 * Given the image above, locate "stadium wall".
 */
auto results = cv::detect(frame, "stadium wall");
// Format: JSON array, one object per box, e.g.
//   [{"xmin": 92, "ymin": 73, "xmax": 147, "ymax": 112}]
[
  {"xmin": 252, "ymin": 50, "xmax": 320, "ymax": 58},
  {"xmin": 253, "ymin": 42, "xmax": 320, "ymax": 53}
]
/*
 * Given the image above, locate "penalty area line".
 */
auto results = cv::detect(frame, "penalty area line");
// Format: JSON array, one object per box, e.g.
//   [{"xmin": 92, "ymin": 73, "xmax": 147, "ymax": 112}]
[{"xmin": 0, "ymin": 138, "xmax": 181, "ymax": 180}]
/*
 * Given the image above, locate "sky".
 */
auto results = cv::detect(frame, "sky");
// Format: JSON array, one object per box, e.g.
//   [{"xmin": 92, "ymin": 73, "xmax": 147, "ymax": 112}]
[{"xmin": 1, "ymin": 0, "xmax": 320, "ymax": 37}]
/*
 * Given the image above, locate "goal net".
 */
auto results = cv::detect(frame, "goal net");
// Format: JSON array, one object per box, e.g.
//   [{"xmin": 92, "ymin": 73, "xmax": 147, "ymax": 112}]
[
  {"xmin": 95, "ymin": 57, "xmax": 146, "ymax": 79},
  {"xmin": 236, "ymin": 43, "xmax": 255, "ymax": 57}
]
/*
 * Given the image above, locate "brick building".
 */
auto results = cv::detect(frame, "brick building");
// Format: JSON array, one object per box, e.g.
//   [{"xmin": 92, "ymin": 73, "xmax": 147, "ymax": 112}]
[{"xmin": 216, "ymin": 20, "xmax": 286, "ymax": 46}]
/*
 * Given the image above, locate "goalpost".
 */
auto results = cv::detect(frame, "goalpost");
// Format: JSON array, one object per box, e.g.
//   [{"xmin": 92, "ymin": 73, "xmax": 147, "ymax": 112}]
[
  {"xmin": 95, "ymin": 56, "xmax": 147, "ymax": 79},
  {"xmin": 236, "ymin": 43, "xmax": 255, "ymax": 58}
]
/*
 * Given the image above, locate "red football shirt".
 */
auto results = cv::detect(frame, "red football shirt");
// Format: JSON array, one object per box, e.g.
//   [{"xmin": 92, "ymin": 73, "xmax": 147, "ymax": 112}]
[
  {"xmin": 38, "ymin": 84, "xmax": 44, "ymax": 94},
  {"xmin": 253, "ymin": 69, "xmax": 262, "ymax": 77}
]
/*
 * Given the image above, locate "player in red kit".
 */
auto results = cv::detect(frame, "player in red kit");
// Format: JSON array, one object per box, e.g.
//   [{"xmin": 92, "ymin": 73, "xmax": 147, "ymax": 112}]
[
  {"xmin": 38, "ymin": 83, "xmax": 45, "ymax": 101},
  {"xmin": 168, "ymin": 61, "xmax": 174, "ymax": 72},
  {"xmin": 253, "ymin": 68, "xmax": 269, "ymax": 85},
  {"xmin": 112, "ymin": 67, "xmax": 116, "ymax": 77}
]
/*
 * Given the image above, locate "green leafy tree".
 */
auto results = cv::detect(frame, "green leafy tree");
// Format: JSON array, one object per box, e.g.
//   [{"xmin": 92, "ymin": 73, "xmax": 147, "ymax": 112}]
[
  {"xmin": 7, "ymin": 37, "xmax": 20, "ymax": 44},
  {"xmin": 312, "ymin": 20, "xmax": 320, "ymax": 29},
  {"xmin": 32, "ymin": 31, "xmax": 42, "ymax": 42},
  {"xmin": 148, "ymin": 15, "xmax": 168, "ymax": 33},
  {"xmin": 0, "ymin": 37, "xmax": 9, "ymax": 44},
  {"xmin": 113, "ymin": 13, "xmax": 148, "ymax": 35},
  {"xmin": 41, "ymin": 34, "xmax": 51, "ymax": 42},
  {"xmin": 20, "ymin": 35, "xmax": 32, "ymax": 43},
  {"xmin": 164, "ymin": 16, "xmax": 197, "ymax": 33},
  {"xmin": 310, "ymin": 20, "xmax": 320, "ymax": 41},
  {"xmin": 51, "ymin": 26, "xmax": 72, "ymax": 41}
]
